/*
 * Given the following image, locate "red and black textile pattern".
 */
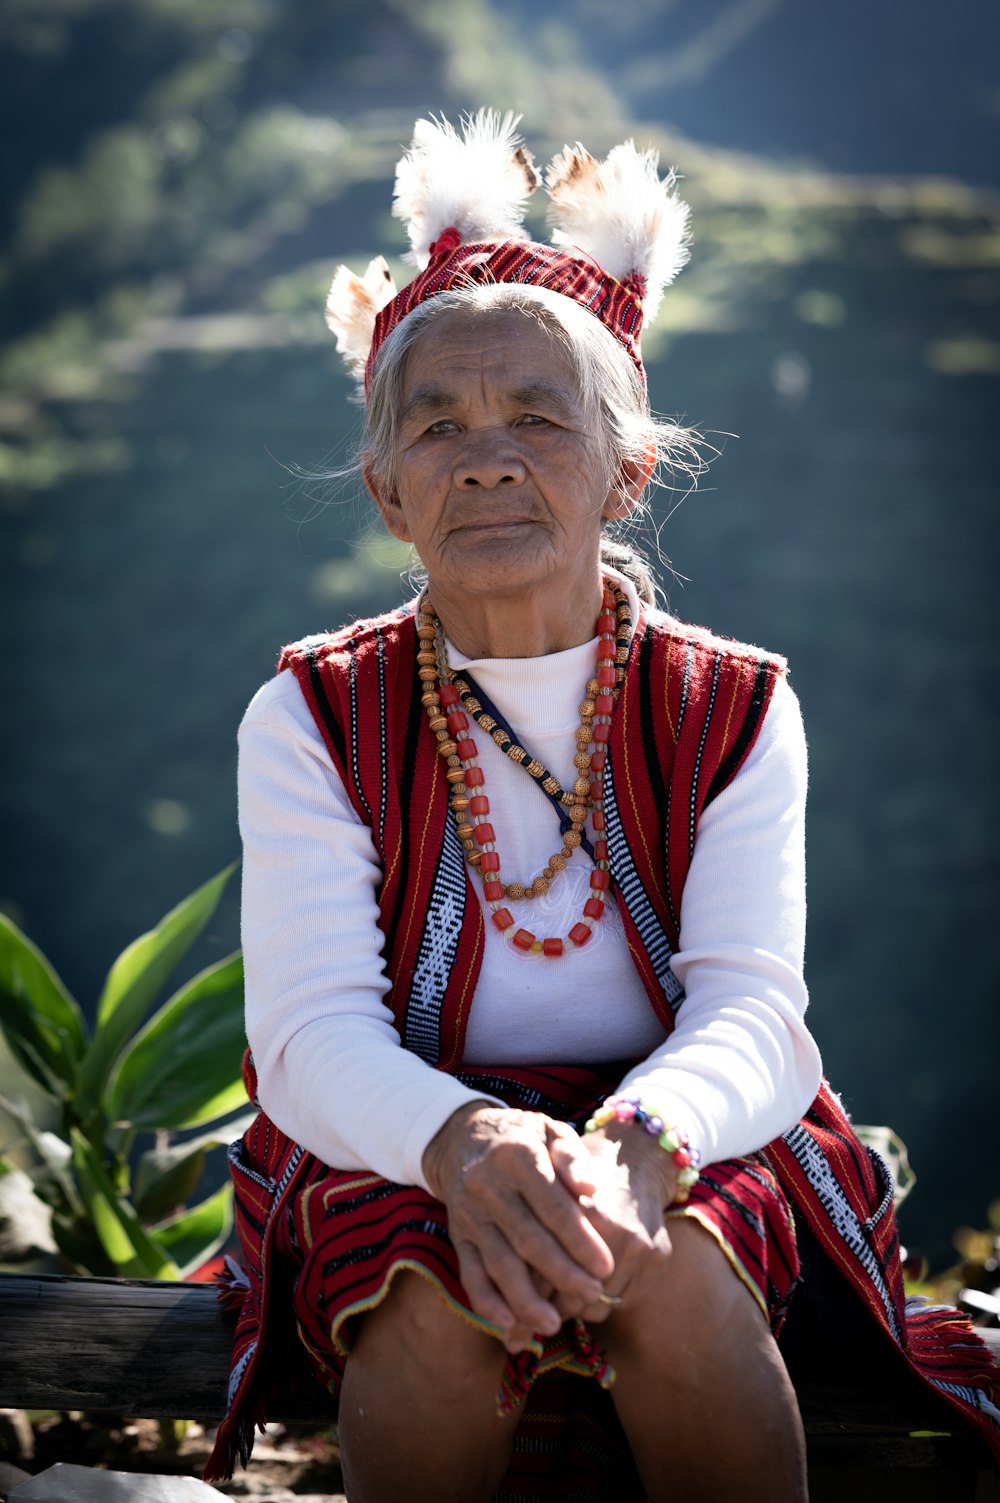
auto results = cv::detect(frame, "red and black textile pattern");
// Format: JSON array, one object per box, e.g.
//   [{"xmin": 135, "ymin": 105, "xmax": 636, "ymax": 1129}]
[
  {"xmin": 218, "ymin": 1060, "xmax": 798, "ymax": 1501},
  {"xmin": 606, "ymin": 615, "xmax": 783, "ymax": 1016},
  {"xmin": 365, "ymin": 239, "xmax": 646, "ymax": 394},
  {"xmin": 209, "ymin": 604, "xmax": 1000, "ymax": 1477},
  {"xmin": 281, "ymin": 606, "xmax": 783, "ymax": 1068},
  {"xmin": 205, "ymin": 1050, "xmax": 314, "ymax": 1482},
  {"xmin": 280, "ymin": 608, "xmax": 486, "ymax": 1070}
]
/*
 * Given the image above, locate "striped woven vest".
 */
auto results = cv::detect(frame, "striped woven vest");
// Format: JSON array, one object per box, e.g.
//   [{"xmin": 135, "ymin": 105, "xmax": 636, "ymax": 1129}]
[{"xmin": 280, "ymin": 602, "xmax": 782, "ymax": 1061}]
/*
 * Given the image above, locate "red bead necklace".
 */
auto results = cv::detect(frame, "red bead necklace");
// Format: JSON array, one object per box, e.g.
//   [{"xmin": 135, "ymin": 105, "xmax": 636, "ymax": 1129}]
[{"xmin": 416, "ymin": 583, "xmax": 630, "ymax": 958}]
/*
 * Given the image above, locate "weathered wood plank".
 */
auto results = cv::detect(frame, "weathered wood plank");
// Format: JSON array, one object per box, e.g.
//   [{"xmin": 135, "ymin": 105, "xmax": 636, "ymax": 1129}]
[
  {"xmin": 1, "ymin": 1273, "xmax": 997, "ymax": 1473},
  {"xmin": 0, "ymin": 1274, "xmax": 257, "ymax": 1421}
]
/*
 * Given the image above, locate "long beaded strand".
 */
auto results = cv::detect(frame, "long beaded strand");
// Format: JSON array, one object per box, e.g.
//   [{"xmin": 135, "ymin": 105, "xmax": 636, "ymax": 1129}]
[{"xmin": 416, "ymin": 583, "xmax": 630, "ymax": 957}]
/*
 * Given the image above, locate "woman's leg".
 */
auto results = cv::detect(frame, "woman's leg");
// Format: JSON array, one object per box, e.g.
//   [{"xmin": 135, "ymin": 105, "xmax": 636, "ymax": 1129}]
[
  {"xmin": 601, "ymin": 1219, "xmax": 807, "ymax": 1503},
  {"xmin": 337, "ymin": 1268, "xmax": 521, "ymax": 1503}
]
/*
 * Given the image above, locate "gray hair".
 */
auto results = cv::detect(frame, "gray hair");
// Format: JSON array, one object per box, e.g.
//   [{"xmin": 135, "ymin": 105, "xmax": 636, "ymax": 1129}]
[{"xmin": 362, "ymin": 283, "xmax": 709, "ymax": 605}]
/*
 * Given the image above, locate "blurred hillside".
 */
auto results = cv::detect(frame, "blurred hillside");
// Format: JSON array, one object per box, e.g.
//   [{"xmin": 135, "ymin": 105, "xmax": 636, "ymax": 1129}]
[{"xmin": 1, "ymin": 0, "xmax": 997, "ymax": 1263}]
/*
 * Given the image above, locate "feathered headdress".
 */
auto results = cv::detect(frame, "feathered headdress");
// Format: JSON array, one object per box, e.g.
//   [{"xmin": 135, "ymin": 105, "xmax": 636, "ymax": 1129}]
[
  {"xmin": 546, "ymin": 142, "xmax": 690, "ymax": 322},
  {"xmin": 394, "ymin": 109, "xmax": 541, "ymax": 267},
  {"xmin": 324, "ymin": 109, "xmax": 691, "ymax": 395}
]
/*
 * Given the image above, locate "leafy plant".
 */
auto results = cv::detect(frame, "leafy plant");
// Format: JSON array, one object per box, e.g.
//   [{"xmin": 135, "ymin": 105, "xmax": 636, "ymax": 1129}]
[{"xmin": 0, "ymin": 867, "xmax": 252, "ymax": 1279}]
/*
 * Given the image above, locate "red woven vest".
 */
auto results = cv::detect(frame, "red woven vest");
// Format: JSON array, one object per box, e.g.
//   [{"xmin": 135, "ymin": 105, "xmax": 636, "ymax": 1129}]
[{"xmin": 279, "ymin": 604, "xmax": 782, "ymax": 1059}]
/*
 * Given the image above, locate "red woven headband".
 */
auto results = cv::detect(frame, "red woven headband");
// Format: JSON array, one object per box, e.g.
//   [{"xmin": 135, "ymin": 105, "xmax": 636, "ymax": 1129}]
[{"xmin": 365, "ymin": 232, "xmax": 647, "ymax": 395}]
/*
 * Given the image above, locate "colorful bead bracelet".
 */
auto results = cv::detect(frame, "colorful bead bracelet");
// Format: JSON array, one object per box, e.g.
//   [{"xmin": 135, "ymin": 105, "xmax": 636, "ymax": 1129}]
[{"xmin": 584, "ymin": 1094, "xmax": 702, "ymax": 1203}]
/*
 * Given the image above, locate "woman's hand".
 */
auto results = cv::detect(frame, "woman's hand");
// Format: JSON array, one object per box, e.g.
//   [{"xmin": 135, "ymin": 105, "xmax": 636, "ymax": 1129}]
[
  {"xmin": 549, "ymin": 1121, "xmax": 680, "ymax": 1323},
  {"xmin": 422, "ymin": 1103, "xmax": 615, "ymax": 1351}
]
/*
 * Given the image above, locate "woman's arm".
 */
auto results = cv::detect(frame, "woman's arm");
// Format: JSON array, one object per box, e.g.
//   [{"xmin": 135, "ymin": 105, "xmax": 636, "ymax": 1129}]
[
  {"xmin": 239, "ymin": 669, "xmax": 499, "ymax": 1190},
  {"xmin": 560, "ymin": 677, "xmax": 820, "ymax": 1311},
  {"xmin": 613, "ymin": 673, "xmax": 822, "ymax": 1165}
]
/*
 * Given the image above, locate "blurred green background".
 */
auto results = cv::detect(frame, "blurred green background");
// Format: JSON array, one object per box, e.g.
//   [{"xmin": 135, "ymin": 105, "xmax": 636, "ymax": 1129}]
[{"xmin": 1, "ymin": 0, "xmax": 997, "ymax": 1264}]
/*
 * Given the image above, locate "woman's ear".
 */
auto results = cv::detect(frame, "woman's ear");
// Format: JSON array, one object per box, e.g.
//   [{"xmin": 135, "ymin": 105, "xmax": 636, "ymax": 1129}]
[
  {"xmin": 363, "ymin": 458, "xmax": 412, "ymax": 543},
  {"xmin": 602, "ymin": 443, "xmax": 656, "ymax": 521}
]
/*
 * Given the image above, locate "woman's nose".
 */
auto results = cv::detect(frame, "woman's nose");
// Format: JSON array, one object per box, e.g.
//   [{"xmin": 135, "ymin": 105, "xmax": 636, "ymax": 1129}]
[{"xmin": 453, "ymin": 439, "xmax": 527, "ymax": 489}]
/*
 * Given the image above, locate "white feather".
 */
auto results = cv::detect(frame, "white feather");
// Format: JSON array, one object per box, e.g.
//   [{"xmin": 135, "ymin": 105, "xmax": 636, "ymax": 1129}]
[
  {"xmin": 546, "ymin": 142, "xmax": 691, "ymax": 320},
  {"xmin": 325, "ymin": 255, "xmax": 397, "ymax": 381},
  {"xmin": 393, "ymin": 109, "xmax": 540, "ymax": 268}
]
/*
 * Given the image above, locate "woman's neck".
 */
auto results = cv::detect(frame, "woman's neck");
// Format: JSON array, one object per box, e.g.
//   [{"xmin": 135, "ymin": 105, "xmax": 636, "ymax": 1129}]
[{"xmin": 427, "ymin": 575, "xmax": 606, "ymax": 660}]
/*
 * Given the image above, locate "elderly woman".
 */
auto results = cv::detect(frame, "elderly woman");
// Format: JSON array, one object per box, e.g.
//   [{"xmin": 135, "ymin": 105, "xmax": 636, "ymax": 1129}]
[{"xmin": 208, "ymin": 115, "xmax": 1000, "ymax": 1502}]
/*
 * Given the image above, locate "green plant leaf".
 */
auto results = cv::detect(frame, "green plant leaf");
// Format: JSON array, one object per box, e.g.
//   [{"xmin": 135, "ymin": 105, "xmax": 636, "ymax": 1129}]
[
  {"xmin": 106, "ymin": 952, "xmax": 247, "ymax": 1130},
  {"xmin": 51, "ymin": 1208, "xmax": 114, "ymax": 1278},
  {"xmin": 133, "ymin": 1111, "xmax": 256, "ymax": 1221},
  {"xmin": 134, "ymin": 1145, "xmax": 207, "ymax": 1224},
  {"xmin": 150, "ymin": 1183, "xmax": 233, "ymax": 1279},
  {"xmin": 70, "ymin": 1129, "xmax": 179, "ymax": 1280},
  {"xmin": 0, "ymin": 913, "xmax": 86, "ymax": 1099},
  {"xmin": 0, "ymin": 1092, "xmax": 82, "ymax": 1218},
  {"xmin": 76, "ymin": 865, "xmax": 236, "ymax": 1120}
]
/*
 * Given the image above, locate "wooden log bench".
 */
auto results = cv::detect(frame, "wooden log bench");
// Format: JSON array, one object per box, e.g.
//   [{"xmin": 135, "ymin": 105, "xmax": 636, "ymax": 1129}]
[{"xmin": 1, "ymin": 1273, "xmax": 997, "ymax": 1501}]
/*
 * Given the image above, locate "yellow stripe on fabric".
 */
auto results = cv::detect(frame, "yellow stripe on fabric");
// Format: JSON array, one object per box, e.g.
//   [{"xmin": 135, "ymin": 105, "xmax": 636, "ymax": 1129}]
[
  {"xmin": 662, "ymin": 631, "xmax": 677, "ymax": 743},
  {"xmin": 718, "ymin": 656, "xmax": 745, "ymax": 763},
  {"xmin": 531, "ymin": 1348, "xmax": 617, "ymax": 1387},
  {"xmin": 380, "ymin": 640, "xmax": 408, "ymax": 891},
  {"xmin": 297, "ymin": 1181, "xmax": 325, "ymax": 1253},
  {"xmin": 327, "ymin": 1258, "xmax": 526, "ymax": 1360},
  {"xmin": 319, "ymin": 1173, "xmax": 381, "ymax": 1207},
  {"xmin": 447, "ymin": 914, "xmax": 484, "ymax": 1064},
  {"xmin": 664, "ymin": 1204, "xmax": 769, "ymax": 1324},
  {"xmin": 382, "ymin": 823, "xmax": 402, "ymax": 893},
  {"xmin": 618, "ymin": 657, "xmax": 656, "ymax": 887},
  {"xmin": 396, "ymin": 759, "xmax": 442, "ymax": 970},
  {"xmin": 625, "ymin": 933, "xmax": 662, "ymax": 1016}
]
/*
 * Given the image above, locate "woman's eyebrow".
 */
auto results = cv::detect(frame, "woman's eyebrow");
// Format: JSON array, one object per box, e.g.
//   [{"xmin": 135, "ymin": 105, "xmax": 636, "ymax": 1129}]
[
  {"xmin": 400, "ymin": 387, "xmax": 455, "ymax": 425},
  {"xmin": 507, "ymin": 382, "xmax": 578, "ymax": 418},
  {"xmin": 400, "ymin": 380, "xmax": 579, "ymax": 427}
]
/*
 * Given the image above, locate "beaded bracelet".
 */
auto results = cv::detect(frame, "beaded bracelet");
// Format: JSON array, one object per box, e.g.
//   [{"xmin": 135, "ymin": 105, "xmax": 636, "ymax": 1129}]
[{"xmin": 583, "ymin": 1094, "xmax": 702, "ymax": 1203}]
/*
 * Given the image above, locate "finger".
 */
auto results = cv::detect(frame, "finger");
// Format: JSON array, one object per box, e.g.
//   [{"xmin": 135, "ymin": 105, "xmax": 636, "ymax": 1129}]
[
  {"xmin": 530, "ymin": 1268, "xmax": 555, "ymax": 1301},
  {"xmin": 515, "ymin": 1174, "xmax": 615, "ymax": 1284},
  {"xmin": 545, "ymin": 1121, "xmax": 600, "ymax": 1196},
  {"xmin": 502, "ymin": 1325, "xmax": 539, "ymax": 1354},
  {"xmin": 455, "ymin": 1237, "xmax": 517, "ymax": 1333},
  {"xmin": 489, "ymin": 1192, "xmax": 608, "ymax": 1311},
  {"xmin": 576, "ymin": 1289, "xmax": 624, "ymax": 1325},
  {"xmin": 475, "ymin": 1222, "xmax": 564, "ymax": 1339},
  {"xmin": 511, "ymin": 1271, "xmax": 562, "ymax": 1353},
  {"xmin": 454, "ymin": 1238, "xmax": 518, "ymax": 1336},
  {"xmin": 461, "ymin": 1131, "xmax": 615, "ymax": 1285},
  {"xmin": 551, "ymin": 1281, "xmax": 610, "ymax": 1323}
]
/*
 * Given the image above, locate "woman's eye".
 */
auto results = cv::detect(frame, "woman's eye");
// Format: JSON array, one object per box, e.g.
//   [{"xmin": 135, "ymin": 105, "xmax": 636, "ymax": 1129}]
[
  {"xmin": 518, "ymin": 414, "xmax": 549, "ymax": 428},
  {"xmin": 426, "ymin": 419, "xmax": 458, "ymax": 435}
]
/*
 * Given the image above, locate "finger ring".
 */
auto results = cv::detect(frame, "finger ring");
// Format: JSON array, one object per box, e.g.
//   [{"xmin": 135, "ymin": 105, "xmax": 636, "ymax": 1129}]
[{"xmin": 598, "ymin": 1292, "xmax": 622, "ymax": 1307}]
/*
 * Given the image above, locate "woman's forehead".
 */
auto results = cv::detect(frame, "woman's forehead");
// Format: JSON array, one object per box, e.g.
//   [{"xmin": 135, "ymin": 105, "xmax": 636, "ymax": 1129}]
[{"xmin": 400, "ymin": 307, "xmax": 579, "ymax": 401}]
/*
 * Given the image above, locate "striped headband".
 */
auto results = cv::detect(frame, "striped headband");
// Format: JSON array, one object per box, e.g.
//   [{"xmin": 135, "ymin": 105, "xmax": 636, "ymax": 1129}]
[{"xmin": 325, "ymin": 110, "xmax": 692, "ymax": 399}]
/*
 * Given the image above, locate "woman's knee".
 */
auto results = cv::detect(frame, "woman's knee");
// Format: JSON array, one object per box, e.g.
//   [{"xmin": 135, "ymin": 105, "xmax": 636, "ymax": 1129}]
[
  {"xmin": 352, "ymin": 1268, "xmax": 505, "ymax": 1387},
  {"xmin": 603, "ymin": 1218, "xmax": 767, "ymax": 1366}
]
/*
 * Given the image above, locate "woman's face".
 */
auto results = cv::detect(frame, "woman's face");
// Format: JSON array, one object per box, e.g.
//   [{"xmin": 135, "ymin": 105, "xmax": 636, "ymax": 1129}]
[{"xmin": 368, "ymin": 309, "xmax": 625, "ymax": 607}]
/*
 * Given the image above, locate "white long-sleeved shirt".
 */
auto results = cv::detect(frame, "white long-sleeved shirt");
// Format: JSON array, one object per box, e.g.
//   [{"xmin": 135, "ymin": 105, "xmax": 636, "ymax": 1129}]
[{"xmin": 238, "ymin": 579, "xmax": 822, "ymax": 1192}]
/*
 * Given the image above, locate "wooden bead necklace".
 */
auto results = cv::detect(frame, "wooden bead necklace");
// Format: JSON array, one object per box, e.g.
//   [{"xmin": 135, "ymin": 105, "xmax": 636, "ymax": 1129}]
[
  {"xmin": 443, "ymin": 590, "xmax": 632, "ymax": 815},
  {"xmin": 416, "ymin": 582, "xmax": 631, "ymax": 957}
]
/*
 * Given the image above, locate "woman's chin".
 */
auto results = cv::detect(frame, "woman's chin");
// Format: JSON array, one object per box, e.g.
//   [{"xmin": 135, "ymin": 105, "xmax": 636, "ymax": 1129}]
[{"xmin": 435, "ymin": 527, "xmax": 557, "ymax": 595}]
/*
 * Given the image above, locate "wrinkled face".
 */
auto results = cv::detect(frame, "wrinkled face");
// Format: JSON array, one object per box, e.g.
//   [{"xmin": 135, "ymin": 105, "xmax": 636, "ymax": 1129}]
[{"xmin": 369, "ymin": 309, "xmax": 621, "ymax": 604}]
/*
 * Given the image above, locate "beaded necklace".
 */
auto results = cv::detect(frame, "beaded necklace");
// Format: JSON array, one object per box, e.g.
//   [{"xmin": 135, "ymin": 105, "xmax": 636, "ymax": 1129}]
[{"xmin": 416, "ymin": 582, "xmax": 632, "ymax": 957}]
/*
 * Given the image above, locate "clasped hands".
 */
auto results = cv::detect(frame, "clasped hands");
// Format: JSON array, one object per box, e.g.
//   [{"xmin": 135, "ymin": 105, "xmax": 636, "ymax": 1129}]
[{"xmin": 422, "ymin": 1102, "xmax": 679, "ymax": 1353}]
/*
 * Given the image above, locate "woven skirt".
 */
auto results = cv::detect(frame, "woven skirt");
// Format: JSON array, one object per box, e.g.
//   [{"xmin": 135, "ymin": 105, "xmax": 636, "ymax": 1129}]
[{"xmin": 272, "ymin": 1062, "xmax": 800, "ymax": 1502}]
